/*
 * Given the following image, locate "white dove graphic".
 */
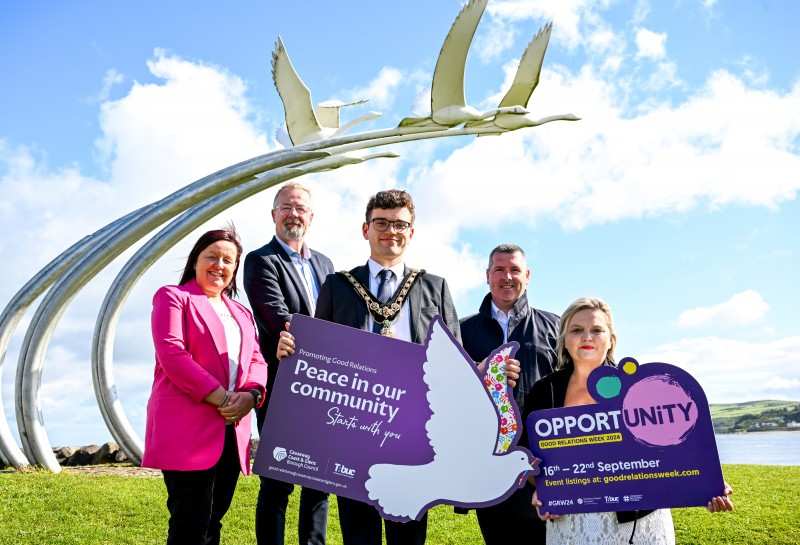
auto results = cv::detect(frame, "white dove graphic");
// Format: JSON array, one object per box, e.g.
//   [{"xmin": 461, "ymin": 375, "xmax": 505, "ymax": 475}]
[{"xmin": 364, "ymin": 317, "xmax": 533, "ymax": 521}]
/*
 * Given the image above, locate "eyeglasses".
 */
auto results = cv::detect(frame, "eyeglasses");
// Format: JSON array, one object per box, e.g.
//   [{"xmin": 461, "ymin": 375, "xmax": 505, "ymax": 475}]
[
  {"xmin": 368, "ymin": 218, "xmax": 412, "ymax": 233},
  {"xmin": 274, "ymin": 205, "xmax": 311, "ymax": 216}
]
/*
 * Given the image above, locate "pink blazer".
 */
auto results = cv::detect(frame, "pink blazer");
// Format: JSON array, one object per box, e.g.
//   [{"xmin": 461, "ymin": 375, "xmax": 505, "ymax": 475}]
[{"xmin": 142, "ymin": 279, "xmax": 268, "ymax": 473}]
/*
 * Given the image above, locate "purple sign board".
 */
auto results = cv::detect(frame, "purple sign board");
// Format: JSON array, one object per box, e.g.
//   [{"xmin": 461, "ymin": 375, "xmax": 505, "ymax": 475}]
[
  {"xmin": 253, "ymin": 314, "xmax": 535, "ymax": 522},
  {"xmin": 525, "ymin": 358, "xmax": 726, "ymax": 514}
]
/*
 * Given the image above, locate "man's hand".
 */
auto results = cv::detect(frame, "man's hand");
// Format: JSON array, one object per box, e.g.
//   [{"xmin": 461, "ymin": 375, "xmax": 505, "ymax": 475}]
[
  {"xmin": 476, "ymin": 356, "xmax": 521, "ymax": 388},
  {"xmin": 504, "ymin": 357, "xmax": 521, "ymax": 389},
  {"xmin": 276, "ymin": 322, "xmax": 294, "ymax": 361}
]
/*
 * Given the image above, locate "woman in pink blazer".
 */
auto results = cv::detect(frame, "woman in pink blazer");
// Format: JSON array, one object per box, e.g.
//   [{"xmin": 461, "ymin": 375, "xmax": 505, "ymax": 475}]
[{"xmin": 143, "ymin": 226, "xmax": 268, "ymax": 545}]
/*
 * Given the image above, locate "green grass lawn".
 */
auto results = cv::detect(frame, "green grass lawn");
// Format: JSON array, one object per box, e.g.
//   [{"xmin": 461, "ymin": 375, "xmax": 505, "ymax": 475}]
[{"xmin": 1, "ymin": 464, "xmax": 798, "ymax": 544}]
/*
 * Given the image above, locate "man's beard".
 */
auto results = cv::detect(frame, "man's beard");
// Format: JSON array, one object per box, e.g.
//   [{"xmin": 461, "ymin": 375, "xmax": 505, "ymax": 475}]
[{"xmin": 282, "ymin": 223, "xmax": 304, "ymax": 240}]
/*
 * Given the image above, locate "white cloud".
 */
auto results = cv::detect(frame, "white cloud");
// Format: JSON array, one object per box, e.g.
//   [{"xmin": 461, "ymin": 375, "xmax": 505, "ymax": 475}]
[
  {"xmin": 410, "ymin": 87, "xmax": 432, "ymax": 117},
  {"xmin": 641, "ymin": 335, "xmax": 800, "ymax": 403},
  {"xmin": 347, "ymin": 66, "xmax": 404, "ymax": 110},
  {"xmin": 419, "ymin": 63, "xmax": 800, "ymax": 232},
  {"xmin": 4, "ymin": 4, "xmax": 800, "ymax": 450},
  {"xmin": 765, "ymin": 377, "xmax": 800, "ymax": 391},
  {"xmin": 677, "ymin": 290, "xmax": 770, "ymax": 328},
  {"xmin": 476, "ymin": 18, "xmax": 520, "ymax": 61},
  {"xmin": 95, "ymin": 68, "xmax": 125, "ymax": 103},
  {"xmin": 634, "ymin": 27, "xmax": 667, "ymax": 60},
  {"xmin": 0, "ymin": 51, "xmax": 276, "ymax": 447},
  {"xmin": 95, "ymin": 49, "xmax": 269, "ymax": 205},
  {"xmin": 631, "ymin": 0, "xmax": 650, "ymax": 26},
  {"xmin": 488, "ymin": 0, "xmax": 605, "ymax": 51}
]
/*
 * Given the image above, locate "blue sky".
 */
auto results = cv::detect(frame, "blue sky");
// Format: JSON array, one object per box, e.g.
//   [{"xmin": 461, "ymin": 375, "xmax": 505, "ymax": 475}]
[{"xmin": 1, "ymin": 0, "xmax": 799, "ymax": 448}]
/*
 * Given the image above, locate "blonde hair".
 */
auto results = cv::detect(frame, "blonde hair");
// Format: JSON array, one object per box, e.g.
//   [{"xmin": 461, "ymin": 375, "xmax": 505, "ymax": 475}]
[{"xmin": 556, "ymin": 296, "xmax": 616, "ymax": 370}]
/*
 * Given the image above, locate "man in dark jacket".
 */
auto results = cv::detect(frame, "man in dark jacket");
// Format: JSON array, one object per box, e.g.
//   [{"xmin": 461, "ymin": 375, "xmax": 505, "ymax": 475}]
[
  {"xmin": 459, "ymin": 243, "xmax": 559, "ymax": 545},
  {"xmin": 243, "ymin": 181, "xmax": 334, "ymax": 545}
]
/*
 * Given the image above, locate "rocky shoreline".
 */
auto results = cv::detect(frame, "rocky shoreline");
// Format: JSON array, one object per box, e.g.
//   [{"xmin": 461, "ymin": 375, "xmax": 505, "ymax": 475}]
[{"xmin": 53, "ymin": 442, "xmax": 130, "ymax": 466}]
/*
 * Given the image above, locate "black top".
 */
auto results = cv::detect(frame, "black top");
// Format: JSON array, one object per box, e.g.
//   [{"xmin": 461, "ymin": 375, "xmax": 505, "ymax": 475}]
[{"xmin": 523, "ymin": 366, "xmax": 655, "ymax": 524}]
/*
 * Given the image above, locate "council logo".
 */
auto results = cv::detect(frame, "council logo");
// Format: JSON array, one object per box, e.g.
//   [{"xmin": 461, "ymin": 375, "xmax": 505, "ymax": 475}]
[{"xmin": 273, "ymin": 447, "xmax": 288, "ymax": 462}]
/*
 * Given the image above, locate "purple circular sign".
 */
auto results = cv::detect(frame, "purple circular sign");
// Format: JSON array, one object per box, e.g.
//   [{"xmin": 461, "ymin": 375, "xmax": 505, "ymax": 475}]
[{"xmin": 622, "ymin": 374, "xmax": 698, "ymax": 446}]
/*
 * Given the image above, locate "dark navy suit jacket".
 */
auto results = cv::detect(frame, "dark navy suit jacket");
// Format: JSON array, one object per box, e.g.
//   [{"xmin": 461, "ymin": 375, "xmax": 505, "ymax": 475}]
[
  {"xmin": 459, "ymin": 292, "xmax": 559, "ymax": 415},
  {"xmin": 243, "ymin": 235, "xmax": 334, "ymax": 429},
  {"xmin": 315, "ymin": 263, "xmax": 461, "ymax": 345}
]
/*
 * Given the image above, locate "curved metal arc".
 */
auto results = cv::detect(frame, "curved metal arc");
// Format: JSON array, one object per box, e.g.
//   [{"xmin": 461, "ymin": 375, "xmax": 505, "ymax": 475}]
[
  {"xmin": 17, "ymin": 118, "xmax": 512, "ymax": 472},
  {"xmin": 89, "ymin": 126, "xmax": 504, "ymax": 465},
  {"xmin": 91, "ymin": 164, "xmax": 311, "ymax": 463},
  {"xmin": 8, "ymin": 151, "xmax": 305, "ymax": 465},
  {"xmin": 298, "ymin": 125, "xmax": 507, "ymax": 159},
  {"xmin": 13, "ymin": 204, "xmax": 176, "ymax": 468},
  {"xmin": 0, "ymin": 208, "xmax": 156, "ymax": 467},
  {"xmin": 16, "ymin": 150, "xmax": 328, "ymax": 471},
  {"xmin": 93, "ymin": 153, "xmax": 371, "ymax": 463}
]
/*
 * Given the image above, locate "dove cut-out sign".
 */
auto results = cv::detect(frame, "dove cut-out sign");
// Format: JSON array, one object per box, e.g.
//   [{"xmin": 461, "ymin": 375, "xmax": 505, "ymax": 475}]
[
  {"xmin": 526, "ymin": 358, "xmax": 726, "ymax": 514},
  {"xmin": 253, "ymin": 314, "xmax": 537, "ymax": 522}
]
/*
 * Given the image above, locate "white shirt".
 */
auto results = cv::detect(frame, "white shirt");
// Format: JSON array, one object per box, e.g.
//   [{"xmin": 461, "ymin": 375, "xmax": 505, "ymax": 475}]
[
  {"xmin": 209, "ymin": 297, "xmax": 241, "ymax": 391},
  {"xmin": 367, "ymin": 258, "xmax": 412, "ymax": 342},
  {"xmin": 275, "ymin": 237, "xmax": 320, "ymax": 312},
  {"xmin": 490, "ymin": 300, "xmax": 516, "ymax": 343}
]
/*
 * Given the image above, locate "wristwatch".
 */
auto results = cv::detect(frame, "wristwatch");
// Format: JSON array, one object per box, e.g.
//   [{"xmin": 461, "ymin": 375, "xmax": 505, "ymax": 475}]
[{"xmin": 248, "ymin": 389, "xmax": 263, "ymax": 406}]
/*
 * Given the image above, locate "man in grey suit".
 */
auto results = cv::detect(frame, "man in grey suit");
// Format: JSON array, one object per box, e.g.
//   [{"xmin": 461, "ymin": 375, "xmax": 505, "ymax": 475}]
[
  {"xmin": 243, "ymin": 181, "xmax": 334, "ymax": 545},
  {"xmin": 278, "ymin": 189, "xmax": 460, "ymax": 545}
]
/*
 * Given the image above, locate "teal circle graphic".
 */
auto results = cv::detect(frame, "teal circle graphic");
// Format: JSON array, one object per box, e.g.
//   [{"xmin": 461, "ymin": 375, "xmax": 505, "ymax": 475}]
[{"xmin": 596, "ymin": 376, "xmax": 622, "ymax": 399}]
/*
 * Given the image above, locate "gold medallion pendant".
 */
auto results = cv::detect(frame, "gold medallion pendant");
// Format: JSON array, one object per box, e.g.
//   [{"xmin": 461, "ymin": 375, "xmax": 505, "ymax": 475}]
[{"xmin": 380, "ymin": 320, "xmax": 395, "ymax": 337}]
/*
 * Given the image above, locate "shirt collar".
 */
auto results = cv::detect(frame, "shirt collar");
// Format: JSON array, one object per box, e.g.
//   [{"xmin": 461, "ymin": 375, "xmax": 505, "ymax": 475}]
[
  {"xmin": 368, "ymin": 258, "xmax": 405, "ymax": 281},
  {"xmin": 490, "ymin": 300, "xmax": 516, "ymax": 322},
  {"xmin": 275, "ymin": 235, "xmax": 310, "ymax": 260}
]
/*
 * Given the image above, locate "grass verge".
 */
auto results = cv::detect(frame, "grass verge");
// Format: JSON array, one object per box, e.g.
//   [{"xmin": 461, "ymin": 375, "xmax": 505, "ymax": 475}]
[{"xmin": 1, "ymin": 464, "xmax": 797, "ymax": 544}]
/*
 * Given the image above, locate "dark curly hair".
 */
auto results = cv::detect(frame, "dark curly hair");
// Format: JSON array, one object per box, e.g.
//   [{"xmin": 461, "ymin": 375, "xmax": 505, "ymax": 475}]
[{"xmin": 365, "ymin": 189, "xmax": 415, "ymax": 224}]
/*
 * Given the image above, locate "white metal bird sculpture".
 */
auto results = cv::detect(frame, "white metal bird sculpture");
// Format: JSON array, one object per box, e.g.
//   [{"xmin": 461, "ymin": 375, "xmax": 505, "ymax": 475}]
[
  {"xmin": 272, "ymin": 37, "xmax": 382, "ymax": 146},
  {"xmin": 467, "ymin": 22, "xmax": 580, "ymax": 132},
  {"xmin": 364, "ymin": 318, "xmax": 533, "ymax": 521},
  {"xmin": 399, "ymin": 0, "xmax": 527, "ymax": 128}
]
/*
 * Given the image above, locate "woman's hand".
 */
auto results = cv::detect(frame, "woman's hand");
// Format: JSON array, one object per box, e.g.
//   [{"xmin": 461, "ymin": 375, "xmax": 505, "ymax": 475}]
[
  {"xmin": 217, "ymin": 391, "xmax": 255, "ymax": 423},
  {"xmin": 706, "ymin": 481, "xmax": 734, "ymax": 513},
  {"xmin": 276, "ymin": 322, "xmax": 295, "ymax": 361},
  {"xmin": 203, "ymin": 386, "xmax": 228, "ymax": 407},
  {"xmin": 532, "ymin": 489, "xmax": 560, "ymax": 521}
]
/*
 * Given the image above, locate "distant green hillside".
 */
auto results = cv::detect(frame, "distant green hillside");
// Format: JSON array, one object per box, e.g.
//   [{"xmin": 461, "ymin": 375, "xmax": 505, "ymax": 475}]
[{"xmin": 710, "ymin": 400, "xmax": 800, "ymax": 433}]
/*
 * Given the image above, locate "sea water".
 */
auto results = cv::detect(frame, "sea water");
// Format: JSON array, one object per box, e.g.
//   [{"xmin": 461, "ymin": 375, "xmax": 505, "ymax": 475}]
[{"xmin": 715, "ymin": 432, "xmax": 800, "ymax": 465}]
